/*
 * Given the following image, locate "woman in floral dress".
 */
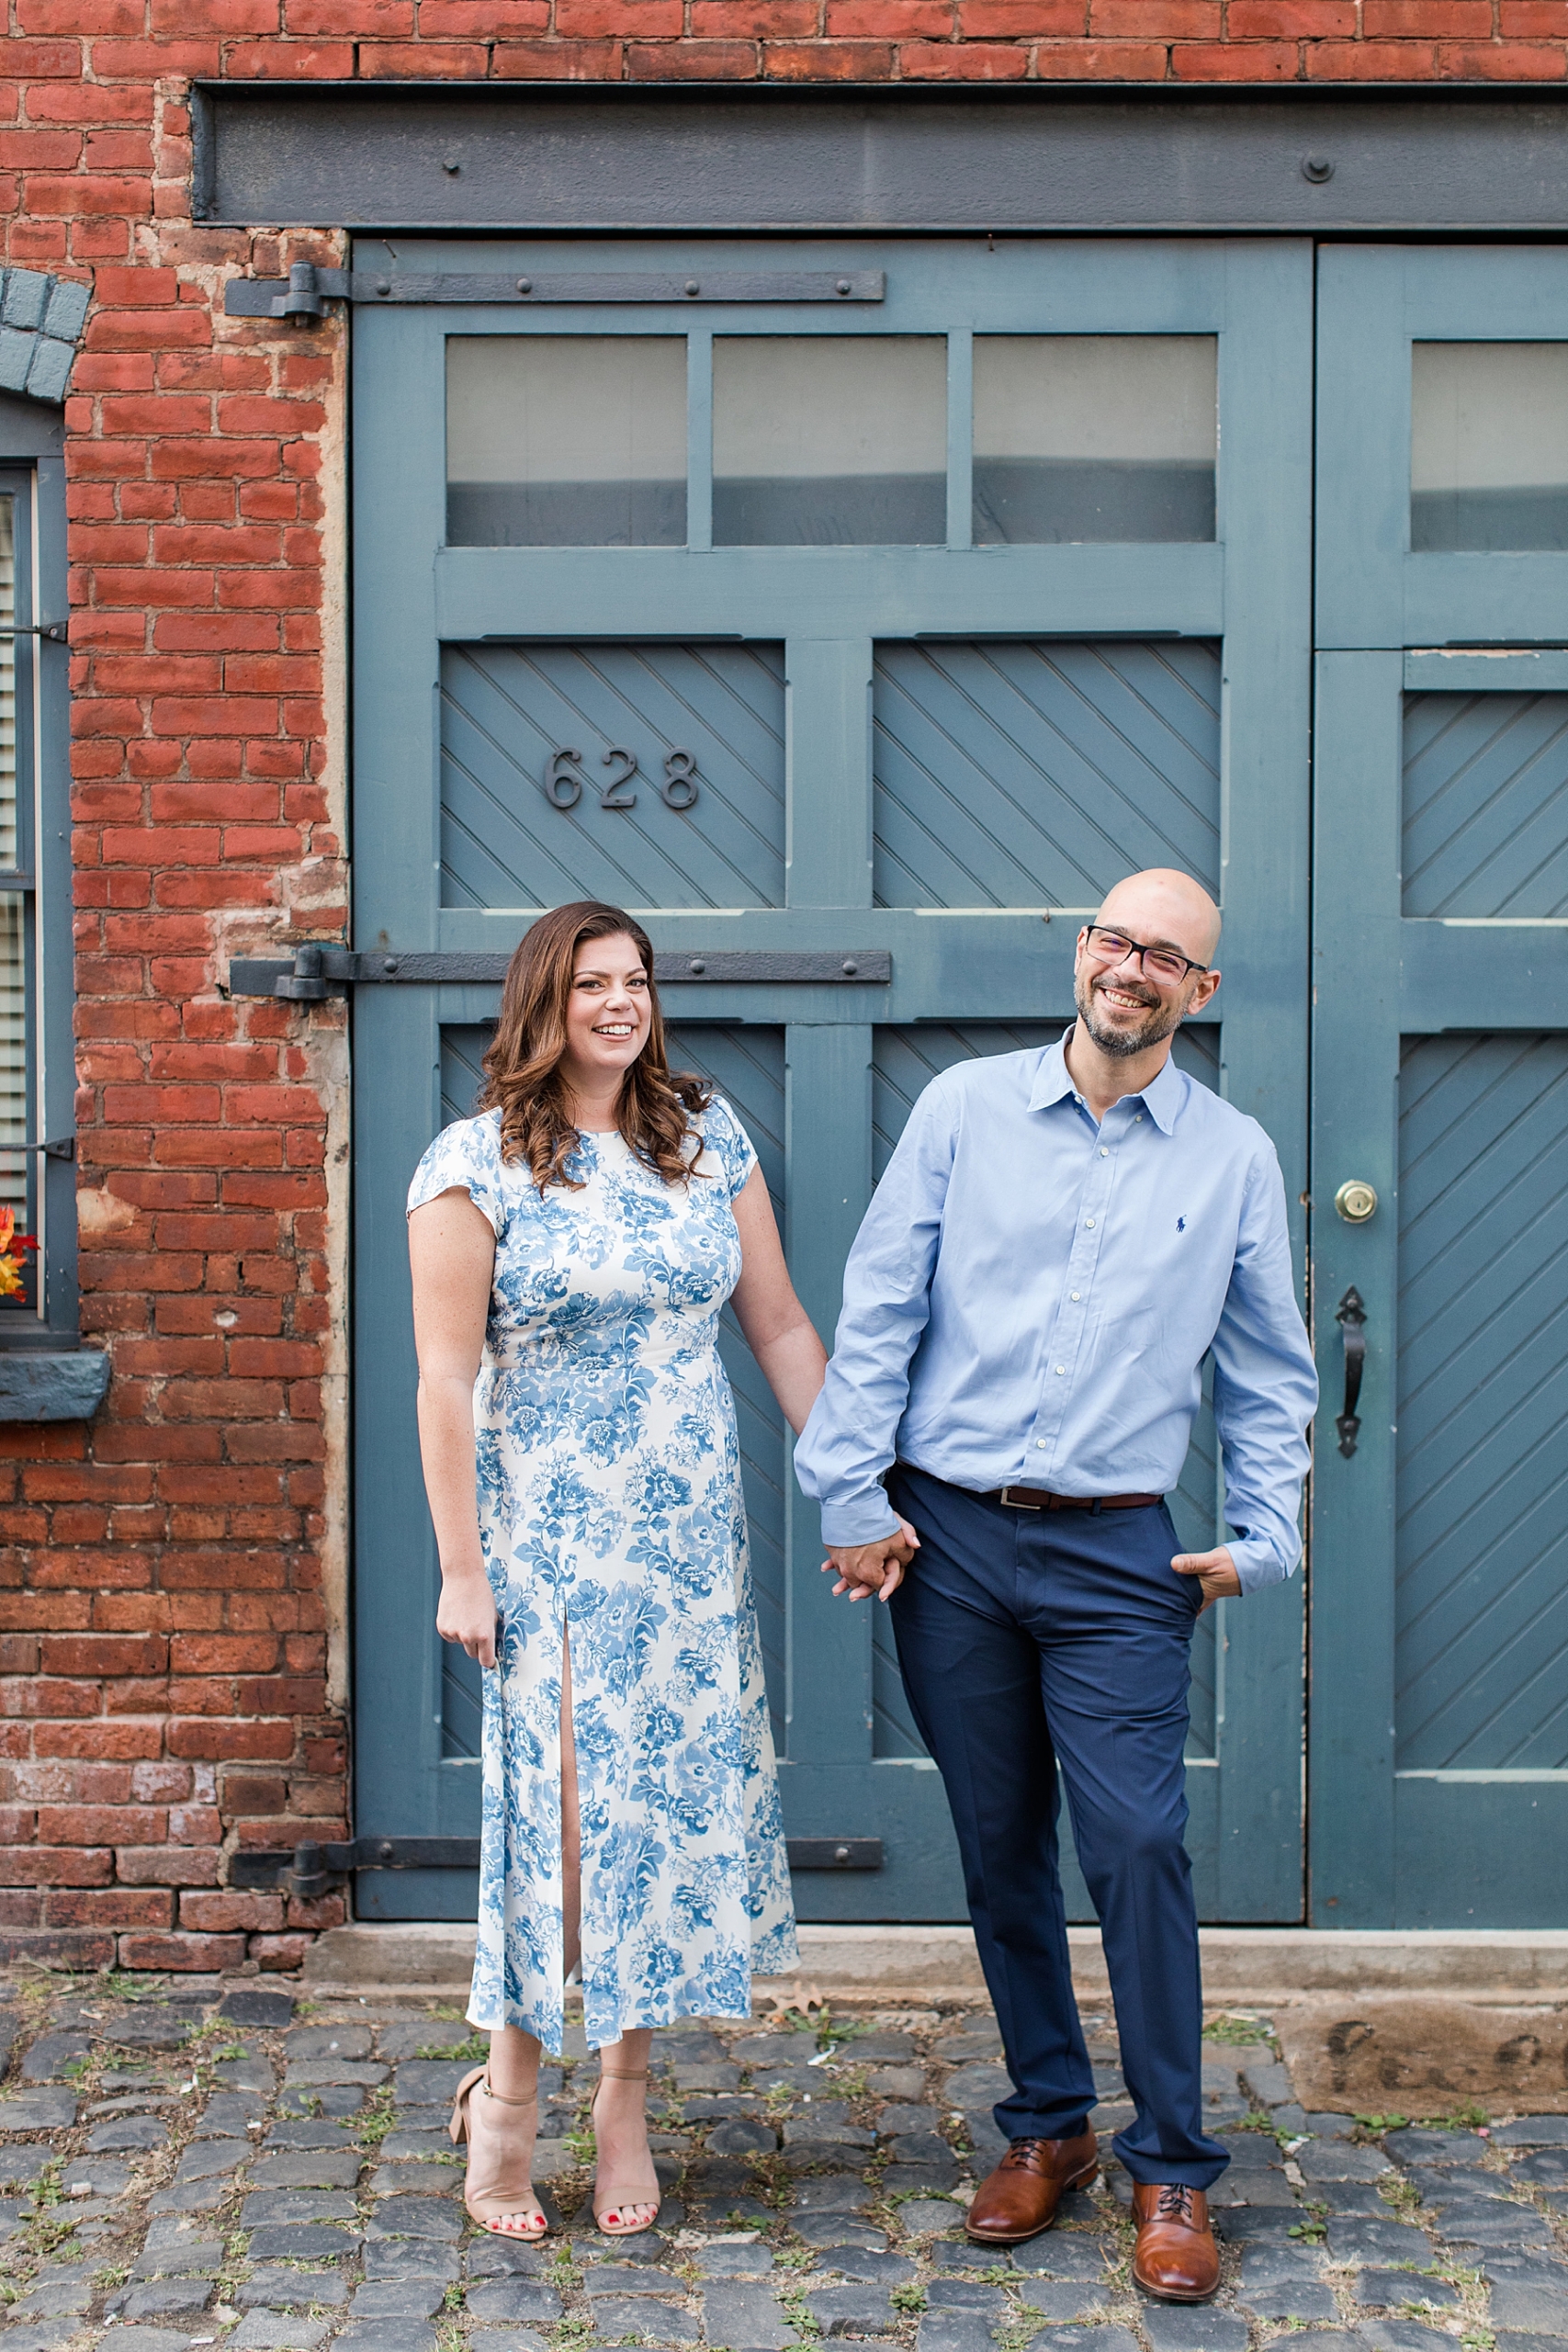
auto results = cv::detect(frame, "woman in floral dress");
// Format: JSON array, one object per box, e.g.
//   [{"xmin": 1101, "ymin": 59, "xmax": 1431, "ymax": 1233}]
[{"xmin": 407, "ymin": 900, "xmax": 819, "ymax": 2242}]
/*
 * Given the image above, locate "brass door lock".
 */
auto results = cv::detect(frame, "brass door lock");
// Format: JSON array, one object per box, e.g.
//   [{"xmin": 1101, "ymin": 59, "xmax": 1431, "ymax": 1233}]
[{"xmin": 1335, "ymin": 1179, "xmax": 1378, "ymax": 1224}]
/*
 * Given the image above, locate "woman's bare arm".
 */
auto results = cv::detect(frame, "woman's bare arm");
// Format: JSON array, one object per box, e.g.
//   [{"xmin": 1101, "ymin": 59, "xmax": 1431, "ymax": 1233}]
[
  {"xmin": 408, "ymin": 1187, "xmax": 502, "ymax": 1670},
  {"xmin": 728, "ymin": 1165, "xmax": 829, "ymax": 1437}
]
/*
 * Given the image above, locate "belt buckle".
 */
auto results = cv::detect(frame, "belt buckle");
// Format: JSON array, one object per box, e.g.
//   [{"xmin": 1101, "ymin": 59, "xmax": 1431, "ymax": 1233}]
[{"xmin": 998, "ymin": 1486, "xmax": 1045, "ymax": 1510}]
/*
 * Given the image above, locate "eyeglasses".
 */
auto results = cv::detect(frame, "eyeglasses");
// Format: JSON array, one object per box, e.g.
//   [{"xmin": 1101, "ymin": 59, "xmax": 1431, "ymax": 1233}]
[{"xmin": 1081, "ymin": 925, "xmax": 1210, "ymax": 987}]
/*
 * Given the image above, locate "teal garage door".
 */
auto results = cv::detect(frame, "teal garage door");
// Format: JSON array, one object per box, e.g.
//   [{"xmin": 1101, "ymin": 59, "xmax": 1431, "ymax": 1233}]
[
  {"xmin": 349, "ymin": 235, "xmax": 1314, "ymax": 1926},
  {"xmin": 1312, "ymin": 247, "xmax": 1568, "ymax": 1925}
]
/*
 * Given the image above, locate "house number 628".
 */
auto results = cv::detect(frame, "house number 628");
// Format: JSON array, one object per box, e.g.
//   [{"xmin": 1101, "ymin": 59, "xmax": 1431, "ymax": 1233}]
[{"xmin": 543, "ymin": 747, "xmax": 700, "ymax": 812}]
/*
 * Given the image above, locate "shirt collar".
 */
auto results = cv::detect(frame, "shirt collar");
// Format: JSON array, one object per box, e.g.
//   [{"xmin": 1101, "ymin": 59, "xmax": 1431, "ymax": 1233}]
[{"xmin": 1029, "ymin": 1032, "xmax": 1185, "ymax": 1135}]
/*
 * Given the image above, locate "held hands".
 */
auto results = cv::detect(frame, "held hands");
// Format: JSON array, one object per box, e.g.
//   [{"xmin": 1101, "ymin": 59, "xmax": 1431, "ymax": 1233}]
[
  {"xmin": 436, "ymin": 1565, "xmax": 500, "ymax": 1670},
  {"xmin": 1172, "ymin": 1545, "xmax": 1243, "ymax": 1612},
  {"xmin": 821, "ymin": 1516, "xmax": 921, "ymax": 1604}
]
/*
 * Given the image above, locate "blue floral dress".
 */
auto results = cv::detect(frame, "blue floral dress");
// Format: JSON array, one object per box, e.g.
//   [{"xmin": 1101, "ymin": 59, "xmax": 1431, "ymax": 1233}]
[{"xmin": 407, "ymin": 1098, "xmax": 797, "ymax": 2053}]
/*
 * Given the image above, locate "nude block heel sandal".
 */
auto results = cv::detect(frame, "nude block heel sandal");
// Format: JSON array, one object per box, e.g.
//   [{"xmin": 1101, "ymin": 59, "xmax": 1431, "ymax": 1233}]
[
  {"xmin": 592, "ymin": 2066, "xmax": 660, "ymax": 2237},
  {"xmin": 449, "ymin": 2063, "xmax": 548, "ymax": 2238}
]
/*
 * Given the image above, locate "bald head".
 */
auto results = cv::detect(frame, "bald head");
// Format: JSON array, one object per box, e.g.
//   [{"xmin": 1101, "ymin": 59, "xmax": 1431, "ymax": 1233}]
[{"xmin": 1094, "ymin": 869, "xmax": 1220, "ymax": 967}]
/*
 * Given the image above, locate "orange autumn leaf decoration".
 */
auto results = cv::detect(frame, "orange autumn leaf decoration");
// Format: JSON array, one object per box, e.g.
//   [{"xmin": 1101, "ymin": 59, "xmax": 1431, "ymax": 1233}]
[{"xmin": 0, "ymin": 1207, "xmax": 39, "ymax": 1299}]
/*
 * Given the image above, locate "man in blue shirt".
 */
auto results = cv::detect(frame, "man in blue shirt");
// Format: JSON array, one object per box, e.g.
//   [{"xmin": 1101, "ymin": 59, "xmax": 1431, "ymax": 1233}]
[{"xmin": 795, "ymin": 868, "xmax": 1317, "ymax": 2301}]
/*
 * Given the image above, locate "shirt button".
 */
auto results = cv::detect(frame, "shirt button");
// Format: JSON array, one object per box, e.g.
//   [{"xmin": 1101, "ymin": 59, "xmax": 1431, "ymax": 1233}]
[
  {"xmin": 1055, "ymin": 1366, "xmax": 1066, "ymax": 1375},
  {"xmin": 1100, "ymin": 1147, "xmax": 1109, "ymax": 1157},
  {"xmin": 1085, "ymin": 1218, "xmax": 1095, "ymax": 1228},
  {"xmin": 1071, "ymin": 1291, "xmax": 1080, "ymax": 1301},
  {"xmin": 1036, "ymin": 1440, "xmax": 1047, "ymax": 1449}
]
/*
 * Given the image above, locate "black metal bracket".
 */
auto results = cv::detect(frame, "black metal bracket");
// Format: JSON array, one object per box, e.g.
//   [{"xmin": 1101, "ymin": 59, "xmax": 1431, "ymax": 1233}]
[
  {"xmin": 228, "ymin": 948, "xmax": 892, "ymax": 998},
  {"xmin": 784, "ymin": 1838, "xmax": 883, "ymax": 1871},
  {"xmin": 29, "ymin": 1136, "xmax": 73, "ymax": 1161},
  {"xmin": 231, "ymin": 1830, "xmax": 883, "ymax": 1895},
  {"xmin": 224, "ymin": 265, "xmax": 885, "ymax": 320},
  {"xmin": 0, "ymin": 623, "xmax": 66, "ymax": 642},
  {"xmin": 1335, "ymin": 1284, "xmax": 1367, "ymax": 1458}
]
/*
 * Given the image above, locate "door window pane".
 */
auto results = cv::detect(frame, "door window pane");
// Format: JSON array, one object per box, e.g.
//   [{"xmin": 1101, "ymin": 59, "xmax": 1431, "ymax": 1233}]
[
  {"xmin": 446, "ymin": 336, "xmax": 687, "ymax": 547},
  {"xmin": 713, "ymin": 336, "xmax": 946, "ymax": 546},
  {"xmin": 973, "ymin": 336, "xmax": 1216, "ymax": 545},
  {"xmin": 1412, "ymin": 343, "xmax": 1568, "ymax": 552}
]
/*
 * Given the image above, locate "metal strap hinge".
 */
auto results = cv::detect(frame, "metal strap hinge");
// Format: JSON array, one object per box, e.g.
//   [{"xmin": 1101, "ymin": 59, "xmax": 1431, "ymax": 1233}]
[
  {"xmin": 224, "ymin": 265, "xmax": 885, "ymax": 320},
  {"xmin": 228, "ymin": 948, "xmax": 891, "ymax": 998},
  {"xmin": 29, "ymin": 1135, "xmax": 74, "ymax": 1161},
  {"xmin": 231, "ymin": 1831, "xmax": 883, "ymax": 1896}
]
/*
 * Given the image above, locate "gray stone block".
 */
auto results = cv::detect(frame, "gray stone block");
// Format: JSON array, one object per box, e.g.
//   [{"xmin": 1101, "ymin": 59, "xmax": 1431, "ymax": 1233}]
[
  {"xmin": 334, "ymin": 2324, "xmax": 439, "ymax": 2352},
  {"xmin": 1315, "ymin": 2177, "xmax": 1393, "ymax": 2213},
  {"xmin": 1240, "ymin": 2278, "xmax": 1339, "ymax": 2322},
  {"xmin": 0, "ymin": 2086, "xmax": 77, "ymax": 2129},
  {"xmin": 353, "ymin": 2276, "xmax": 451, "ymax": 2319},
  {"xmin": 1137, "ymin": 2311, "xmax": 1250, "ymax": 2351},
  {"xmin": 379, "ymin": 2128, "xmax": 454, "ymax": 2159},
  {"xmin": 364, "ymin": 2190, "xmax": 462, "ymax": 2239},
  {"xmin": 395, "ymin": 2058, "xmax": 475, "ymax": 2106},
  {"xmin": 586, "ymin": 2266, "xmax": 682, "ymax": 2298},
  {"xmin": 131, "ymin": 2226, "xmax": 224, "ymax": 2276},
  {"xmin": 236, "ymin": 2267, "xmax": 352, "ymax": 2308},
  {"xmin": 1296, "ymin": 2141, "xmax": 1392, "ymax": 2180},
  {"xmin": 467, "ymin": 2235, "xmax": 555, "ymax": 2276},
  {"xmin": 1489, "ymin": 2272, "xmax": 1568, "ymax": 2332},
  {"xmin": 1358, "ymin": 2326, "xmax": 1460, "ymax": 2352},
  {"xmin": 225, "ymin": 2316, "xmax": 332, "ymax": 2351},
  {"xmin": 917, "ymin": 2319, "xmax": 997, "ymax": 2352},
  {"xmin": 79, "ymin": 2335, "xmax": 195, "ymax": 2352},
  {"xmin": 709, "ymin": 2119, "xmax": 778, "ymax": 2154},
  {"xmin": 590, "ymin": 2294, "xmax": 700, "ymax": 2341},
  {"xmin": 41, "ymin": 276, "xmax": 87, "ymax": 342},
  {"xmin": 285, "ymin": 2057, "xmax": 389, "ymax": 2087},
  {"xmin": 927, "ymin": 2281, "xmax": 1006, "ymax": 2312},
  {"xmin": 876, "ymin": 2105, "xmax": 941, "ymax": 2136},
  {"xmin": 1384, "ymin": 2129, "xmax": 1488, "ymax": 2165},
  {"xmin": 1514, "ymin": 2150, "xmax": 1568, "ymax": 2187},
  {"xmin": 702, "ymin": 2280, "xmax": 798, "ymax": 2349},
  {"xmin": 1325, "ymin": 2217, "xmax": 1428, "ymax": 2263},
  {"xmin": 1495, "ymin": 2338, "xmax": 1568, "ymax": 2352},
  {"xmin": 106, "ymin": 2008, "xmax": 196, "ymax": 2050},
  {"xmin": 364, "ymin": 2237, "xmax": 459, "ymax": 2280},
  {"xmin": 893, "ymin": 2197, "xmax": 964, "ymax": 2234},
  {"xmin": 1238, "ymin": 2243, "xmax": 1325, "ymax": 2286},
  {"xmin": 884, "ymin": 2162, "xmax": 960, "ymax": 2196},
  {"xmin": 20, "ymin": 2030, "xmax": 88, "ymax": 2080},
  {"xmin": 242, "ymin": 2189, "xmax": 358, "ymax": 2226},
  {"xmin": 245, "ymin": 2223, "xmax": 362, "ymax": 2262},
  {"xmin": 931, "ymin": 2030, "xmax": 1005, "ymax": 2064},
  {"xmin": 25, "ymin": 338, "xmax": 72, "ymax": 402},
  {"xmin": 256, "ymin": 2144, "xmax": 367, "ymax": 2190},
  {"xmin": 175, "ymin": 2135, "xmax": 254, "ymax": 2181},
  {"xmin": 818, "ymin": 2247, "xmax": 916, "ymax": 2285},
  {"xmin": 200, "ymin": 2093, "xmax": 267, "ymax": 2136},
  {"xmin": 1010, "ymin": 2233, "xmax": 1111, "ymax": 2280},
  {"xmin": 368, "ymin": 2160, "xmax": 466, "ymax": 2198},
  {"xmin": 148, "ymin": 2177, "xmax": 229, "ymax": 2213},
  {"xmin": 0, "ymin": 2326, "xmax": 80, "ymax": 2352},
  {"xmin": 1016, "ymin": 2332, "xmax": 1138, "ymax": 2352},
  {"xmin": 867, "ymin": 2069, "xmax": 928, "ymax": 2100},
  {"xmin": 1353, "ymin": 2267, "xmax": 1460, "ymax": 2309},
  {"xmin": 942, "ymin": 2066, "xmax": 1012, "ymax": 2110},
  {"xmin": 677, "ymin": 2064, "xmax": 744, "ymax": 2091},
  {"xmin": 3, "ymin": 267, "xmax": 49, "ymax": 326},
  {"xmin": 468, "ymin": 2334, "xmax": 549, "ymax": 2352},
  {"xmin": 889, "ymin": 2132, "xmax": 956, "ymax": 2166},
  {"xmin": 11, "ymin": 2271, "xmax": 94, "ymax": 2316},
  {"xmin": 87, "ymin": 2112, "xmax": 167, "ymax": 2152},
  {"xmin": 1242, "ymin": 2060, "xmax": 1293, "ymax": 2106},
  {"xmin": 1019, "ymin": 2278, "xmax": 1114, "ymax": 2323},
  {"xmin": 0, "ymin": 323, "xmax": 34, "ymax": 391},
  {"xmin": 792, "ymin": 2219, "xmax": 889, "ymax": 2251},
  {"xmin": 807, "ymin": 2282, "xmax": 898, "ymax": 2335},
  {"xmin": 468, "ymin": 2278, "xmax": 566, "ymax": 2322},
  {"xmin": 696, "ymin": 2242, "xmax": 774, "ymax": 2274},
  {"xmin": 288, "ymin": 2023, "xmax": 373, "ymax": 2060},
  {"xmin": 795, "ymin": 2174, "xmax": 874, "ymax": 2212},
  {"xmin": 1493, "ymin": 2119, "xmax": 1568, "ymax": 2147},
  {"xmin": 60, "ymin": 2154, "xmax": 135, "ymax": 2199},
  {"xmin": 118, "ymin": 2278, "xmax": 215, "ymax": 2320},
  {"xmin": 732, "ymin": 2032, "xmax": 816, "ymax": 2064},
  {"xmin": 215, "ymin": 2059, "xmax": 276, "ymax": 2093}
]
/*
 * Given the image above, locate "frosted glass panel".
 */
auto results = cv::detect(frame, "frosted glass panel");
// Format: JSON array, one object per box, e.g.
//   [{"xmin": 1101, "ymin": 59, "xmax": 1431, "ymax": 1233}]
[
  {"xmin": 713, "ymin": 336, "xmax": 946, "ymax": 545},
  {"xmin": 0, "ymin": 895, "xmax": 26, "ymax": 1217},
  {"xmin": 0, "ymin": 499, "xmax": 15, "ymax": 868},
  {"xmin": 974, "ymin": 336, "xmax": 1216, "ymax": 545},
  {"xmin": 1412, "ymin": 343, "xmax": 1568, "ymax": 552},
  {"xmin": 446, "ymin": 336, "xmax": 687, "ymax": 547}
]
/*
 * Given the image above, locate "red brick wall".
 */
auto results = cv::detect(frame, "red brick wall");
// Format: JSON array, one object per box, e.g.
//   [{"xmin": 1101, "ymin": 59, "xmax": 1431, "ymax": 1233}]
[{"xmin": 0, "ymin": 4, "xmax": 1552, "ymax": 1974}]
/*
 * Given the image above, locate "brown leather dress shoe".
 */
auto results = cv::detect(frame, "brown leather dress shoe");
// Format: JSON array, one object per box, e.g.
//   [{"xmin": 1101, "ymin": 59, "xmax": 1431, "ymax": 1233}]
[
  {"xmin": 964, "ymin": 2129, "xmax": 1099, "ymax": 2244},
  {"xmin": 1130, "ymin": 2182, "xmax": 1220, "ymax": 2301}
]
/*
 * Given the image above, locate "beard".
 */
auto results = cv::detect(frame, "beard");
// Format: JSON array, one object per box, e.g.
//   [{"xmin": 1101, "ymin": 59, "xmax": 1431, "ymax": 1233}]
[{"xmin": 1074, "ymin": 965, "xmax": 1186, "ymax": 1059}]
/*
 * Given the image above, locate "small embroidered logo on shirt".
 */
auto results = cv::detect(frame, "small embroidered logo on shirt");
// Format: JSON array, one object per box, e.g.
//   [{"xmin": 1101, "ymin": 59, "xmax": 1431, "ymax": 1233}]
[{"xmin": 1177, "ymin": 1216, "xmax": 1186, "ymax": 1232}]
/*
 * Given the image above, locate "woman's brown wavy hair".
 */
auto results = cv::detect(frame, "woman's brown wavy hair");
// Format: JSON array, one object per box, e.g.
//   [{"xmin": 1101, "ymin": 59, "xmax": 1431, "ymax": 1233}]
[{"xmin": 478, "ymin": 901, "xmax": 711, "ymax": 1194}]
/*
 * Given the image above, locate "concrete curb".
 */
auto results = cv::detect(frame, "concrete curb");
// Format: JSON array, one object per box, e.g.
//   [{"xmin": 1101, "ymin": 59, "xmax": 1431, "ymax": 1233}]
[{"xmin": 300, "ymin": 1920, "xmax": 1568, "ymax": 2003}]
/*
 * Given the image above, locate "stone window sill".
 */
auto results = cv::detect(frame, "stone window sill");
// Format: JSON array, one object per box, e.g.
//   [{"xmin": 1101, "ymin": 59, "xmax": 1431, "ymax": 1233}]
[{"xmin": 0, "ymin": 1348, "xmax": 110, "ymax": 1420}]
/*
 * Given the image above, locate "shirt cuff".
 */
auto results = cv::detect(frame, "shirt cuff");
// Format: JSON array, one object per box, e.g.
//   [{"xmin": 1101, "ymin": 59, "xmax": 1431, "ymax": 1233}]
[
  {"xmin": 1224, "ymin": 1530, "xmax": 1292, "ymax": 1596},
  {"xmin": 818, "ymin": 1490, "xmax": 904, "ymax": 1547}
]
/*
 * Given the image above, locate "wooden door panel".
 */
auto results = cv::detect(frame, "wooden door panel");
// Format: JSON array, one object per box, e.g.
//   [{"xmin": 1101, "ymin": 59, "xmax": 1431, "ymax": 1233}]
[
  {"xmin": 872, "ymin": 639, "xmax": 1221, "ymax": 910},
  {"xmin": 440, "ymin": 641, "xmax": 786, "ymax": 910},
  {"xmin": 1402, "ymin": 690, "xmax": 1568, "ymax": 921}
]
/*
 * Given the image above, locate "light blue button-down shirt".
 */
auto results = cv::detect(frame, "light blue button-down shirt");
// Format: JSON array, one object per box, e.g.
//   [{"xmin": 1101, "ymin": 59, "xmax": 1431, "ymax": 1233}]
[{"xmin": 794, "ymin": 1036, "xmax": 1318, "ymax": 1594}]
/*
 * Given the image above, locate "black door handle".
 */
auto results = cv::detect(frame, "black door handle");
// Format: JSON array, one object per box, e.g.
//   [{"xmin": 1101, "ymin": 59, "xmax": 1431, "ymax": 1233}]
[{"xmin": 1335, "ymin": 1285, "xmax": 1367, "ymax": 1457}]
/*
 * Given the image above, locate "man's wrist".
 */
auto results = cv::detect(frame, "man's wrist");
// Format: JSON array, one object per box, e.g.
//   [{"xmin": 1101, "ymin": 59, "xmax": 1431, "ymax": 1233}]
[{"xmin": 819, "ymin": 1495, "xmax": 902, "ymax": 1547}]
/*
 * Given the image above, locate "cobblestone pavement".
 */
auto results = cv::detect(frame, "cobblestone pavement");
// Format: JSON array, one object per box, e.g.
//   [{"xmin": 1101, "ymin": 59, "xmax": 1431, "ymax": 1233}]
[{"xmin": 1, "ymin": 1975, "xmax": 1564, "ymax": 2352}]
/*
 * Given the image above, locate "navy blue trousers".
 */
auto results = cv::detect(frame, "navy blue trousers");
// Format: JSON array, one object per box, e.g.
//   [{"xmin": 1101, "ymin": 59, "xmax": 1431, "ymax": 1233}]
[{"xmin": 886, "ymin": 1464, "xmax": 1229, "ymax": 2190}]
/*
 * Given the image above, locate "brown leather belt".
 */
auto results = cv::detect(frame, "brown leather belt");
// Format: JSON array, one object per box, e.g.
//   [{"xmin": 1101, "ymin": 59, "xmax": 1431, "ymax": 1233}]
[{"xmin": 989, "ymin": 1486, "xmax": 1163, "ymax": 1512}]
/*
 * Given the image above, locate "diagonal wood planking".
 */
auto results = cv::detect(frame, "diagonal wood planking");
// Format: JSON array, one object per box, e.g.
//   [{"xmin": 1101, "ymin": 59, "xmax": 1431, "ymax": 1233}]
[{"xmin": 1404, "ymin": 692, "xmax": 1568, "ymax": 919}]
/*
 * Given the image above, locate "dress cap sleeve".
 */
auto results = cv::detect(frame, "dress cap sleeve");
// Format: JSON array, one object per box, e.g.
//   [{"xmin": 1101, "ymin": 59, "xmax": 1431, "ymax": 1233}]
[
  {"xmin": 696, "ymin": 1094, "xmax": 760, "ymax": 1206},
  {"xmin": 407, "ymin": 1113, "xmax": 505, "ymax": 1237}
]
